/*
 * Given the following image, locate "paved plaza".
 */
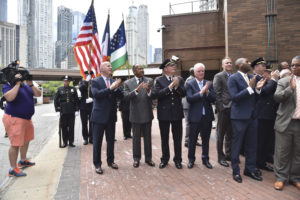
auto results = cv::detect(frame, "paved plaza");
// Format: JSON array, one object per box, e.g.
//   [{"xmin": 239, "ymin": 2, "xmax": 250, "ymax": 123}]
[{"xmin": 0, "ymin": 104, "xmax": 299, "ymax": 199}]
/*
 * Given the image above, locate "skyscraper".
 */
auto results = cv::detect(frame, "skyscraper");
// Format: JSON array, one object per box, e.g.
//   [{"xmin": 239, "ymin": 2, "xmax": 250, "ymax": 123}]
[
  {"xmin": 136, "ymin": 4, "xmax": 149, "ymax": 65},
  {"xmin": 153, "ymin": 48, "xmax": 162, "ymax": 63},
  {"xmin": 0, "ymin": 22, "xmax": 16, "ymax": 68},
  {"xmin": 125, "ymin": 5, "xmax": 138, "ymax": 65},
  {"xmin": 18, "ymin": 0, "xmax": 53, "ymax": 68},
  {"xmin": 55, "ymin": 6, "xmax": 73, "ymax": 69},
  {"xmin": 72, "ymin": 11, "xmax": 85, "ymax": 44},
  {"xmin": 0, "ymin": 0, "xmax": 8, "ymax": 22}
]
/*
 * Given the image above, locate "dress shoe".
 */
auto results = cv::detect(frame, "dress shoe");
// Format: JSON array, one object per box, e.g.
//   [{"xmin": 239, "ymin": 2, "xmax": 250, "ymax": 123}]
[
  {"xmin": 290, "ymin": 181, "xmax": 300, "ymax": 190},
  {"xmin": 108, "ymin": 162, "xmax": 118, "ymax": 169},
  {"xmin": 83, "ymin": 140, "xmax": 88, "ymax": 145},
  {"xmin": 244, "ymin": 170, "xmax": 262, "ymax": 181},
  {"xmin": 128, "ymin": 136, "xmax": 132, "ymax": 139},
  {"xmin": 259, "ymin": 164, "xmax": 274, "ymax": 172},
  {"xmin": 184, "ymin": 143, "xmax": 188, "ymax": 148},
  {"xmin": 203, "ymin": 160, "xmax": 213, "ymax": 169},
  {"xmin": 233, "ymin": 174, "xmax": 242, "ymax": 183},
  {"xmin": 254, "ymin": 168, "xmax": 262, "ymax": 177},
  {"xmin": 69, "ymin": 143, "xmax": 76, "ymax": 147},
  {"xmin": 219, "ymin": 160, "xmax": 229, "ymax": 167},
  {"xmin": 133, "ymin": 160, "xmax": 139, "ymax": 168},
  {"xmin": 159, "ymin": 162, "xmax": 168, "ymax": 169},
  {"xmin": 114, "ymin": 139, "xmax": 117, "ymax": 142},
  {"xmin": 196, "ymin": 142, "xmax": 202, "ymax": 146},
  {"xmin": 95, "ymin": 167, "xmax": 103, "ymax": 174},
  {"xmin": 61, "ymin": 143, "xmax": 67, "ymax": 148},
  {"xmin": 225, "ymin": 156, "xmax": 231, "ymax": 162},
  {"xmin": 89, "ymin": 140, "xmax": 93, "ymax": 144},
  {"xmin": 274, "ymin": 181, "xmax": 284, "ymax": 190},
  {"xmin": 187, "ymin": 162, "xmax": 194, "ymax": 169},
  {"xmin": 145, "ymin": 160, "xmax": 155, "ymax": 167},
  {"xmin": 175, "ymin": 162, "xmax": 182, "ymax": 169}
]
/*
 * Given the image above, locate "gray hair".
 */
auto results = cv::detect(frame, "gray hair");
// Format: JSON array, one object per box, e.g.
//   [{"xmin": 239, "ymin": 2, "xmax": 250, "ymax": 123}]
[
  {"xmin": 193, "ymin": 63, "xmax": 205, "ymax": 70},
  {"xmin": 222, "ymin": 57, "xmax": 232, "ymax": 65},
  {"xmin": 132, "ymin": 64, "xmax": 142, "ymax": 72},
  {"xmin": 292, "ymin": 55, "xmax": 300, "ymax": 61},
  {"xmin": 235, "ymin": 58, "xmax": 245, "ymax": 68}
]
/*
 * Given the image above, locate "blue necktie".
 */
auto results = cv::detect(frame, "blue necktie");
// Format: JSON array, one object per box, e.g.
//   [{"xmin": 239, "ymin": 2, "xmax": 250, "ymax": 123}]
[{"xmin": 199, "ymin": 81, "xmax": 206, "ymax": 115}]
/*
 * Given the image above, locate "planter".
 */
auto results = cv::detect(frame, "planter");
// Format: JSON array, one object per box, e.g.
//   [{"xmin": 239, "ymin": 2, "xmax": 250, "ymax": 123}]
[{"xmin": 43, "ymin": 96, "xmax": 51, "ymax": 104}]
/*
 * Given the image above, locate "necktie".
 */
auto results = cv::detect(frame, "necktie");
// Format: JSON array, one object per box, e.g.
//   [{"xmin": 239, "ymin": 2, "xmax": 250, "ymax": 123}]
[
  {"xmin": 169, "ymin": 77, "xmax": 172, "ymax": 82},
  {"xmin": 199, "ymin": 81, "xmax": 206, "ymax": 115},
  {"xmin": 293, "ymin": 78, "xmax": 300, "ymax": 119},
  {"xmin": 244, "ymin": 74, "xmax": 250, "ymax": 86},
  {"xmin": 138, "ymin": 78, "xmax": 142, "ymax": 85},
  {"xmin": 106, "ymin": 78, "xmax": 110, "ymax": 88}
]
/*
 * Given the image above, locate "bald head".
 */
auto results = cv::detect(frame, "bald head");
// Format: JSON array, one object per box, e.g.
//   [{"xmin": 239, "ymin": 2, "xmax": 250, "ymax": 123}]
[{"xmin": 235, "ymin": 58, "xmax": 251, "ymax": 73}]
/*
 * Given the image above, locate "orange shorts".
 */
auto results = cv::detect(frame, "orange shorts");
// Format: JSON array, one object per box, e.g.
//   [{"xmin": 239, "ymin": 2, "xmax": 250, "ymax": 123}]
[{"xmin": 2, "ymin": 113, "xmax": 34, "ymax": 146}]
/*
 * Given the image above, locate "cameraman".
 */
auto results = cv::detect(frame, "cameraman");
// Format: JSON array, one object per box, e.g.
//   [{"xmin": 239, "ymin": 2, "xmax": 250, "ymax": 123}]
[{"xmin": 2, "ymin": 72, "xmax": 41, "ymax": 177}]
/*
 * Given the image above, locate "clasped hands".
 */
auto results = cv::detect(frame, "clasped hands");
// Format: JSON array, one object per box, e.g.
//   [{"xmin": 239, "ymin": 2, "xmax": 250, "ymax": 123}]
[
  {"xmin": 200, "ymin": 81, "xmax": 211, "ymax": 95},
  {"xmin": 136, "ymin": 81, "xmax": 151, "ymax": 93}
]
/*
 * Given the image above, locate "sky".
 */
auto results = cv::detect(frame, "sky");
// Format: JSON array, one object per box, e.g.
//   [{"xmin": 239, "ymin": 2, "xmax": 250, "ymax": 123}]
[{"xmin": 7, "ymin": 0, "xmax": 199, "ymax": 49}]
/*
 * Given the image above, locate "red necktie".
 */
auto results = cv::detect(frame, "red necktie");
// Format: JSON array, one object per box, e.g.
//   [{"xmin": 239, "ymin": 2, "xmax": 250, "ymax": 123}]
[{"xmin": 106, "ymin": 79, "xmax": 110, "ymax": 88}]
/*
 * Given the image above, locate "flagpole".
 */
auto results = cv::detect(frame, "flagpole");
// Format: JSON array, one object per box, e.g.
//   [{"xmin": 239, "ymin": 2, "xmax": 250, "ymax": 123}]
[
  {"xmin": 87, "ymin": 0, "xmax": 95, "ymax": 98},
  {"xmin": 122, "ymin": 13, "xmax": 130, "ymax": 80}
]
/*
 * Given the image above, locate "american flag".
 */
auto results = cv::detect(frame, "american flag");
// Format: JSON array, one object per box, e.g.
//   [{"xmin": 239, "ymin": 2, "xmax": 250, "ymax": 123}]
[{"xmin": 74, "ymin": 3, "xmax": 101, "ymax": 79}]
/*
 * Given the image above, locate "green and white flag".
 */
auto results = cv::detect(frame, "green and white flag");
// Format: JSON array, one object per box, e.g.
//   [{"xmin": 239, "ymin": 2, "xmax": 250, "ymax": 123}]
[{"xmin": 110, "ymin": 20, "xmax": 128, "ymax": 71}]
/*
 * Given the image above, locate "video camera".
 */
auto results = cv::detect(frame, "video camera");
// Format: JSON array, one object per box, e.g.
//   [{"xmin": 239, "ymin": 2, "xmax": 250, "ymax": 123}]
[{"xmin": 0, "ymin": 60, "xmax": 32, "ymax": 85}]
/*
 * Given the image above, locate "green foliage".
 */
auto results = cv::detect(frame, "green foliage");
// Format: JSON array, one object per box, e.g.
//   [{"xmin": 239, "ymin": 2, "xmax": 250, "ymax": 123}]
[{"xmin": 41, "ymin": 81, "xmax": 72, "ymax": 97}]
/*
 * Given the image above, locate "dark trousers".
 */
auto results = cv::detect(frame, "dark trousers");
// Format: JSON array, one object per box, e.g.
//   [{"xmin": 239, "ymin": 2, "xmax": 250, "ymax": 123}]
[
  {"xmin": 257, "ymin": 119, "xmax": 275, "ymax": 167},
  {"xmin": 121, "ymin": 111, "xmax": 132, "ymax": 138},
  {"xmin": 216, "ymin": 108, "xmax": 232, "ymax": 161},
  {"xmin": 159, "ymin": 120, "xmax": 182, "ymax": 163},
  {"xmin": 80, "ymin": 109, "xmax": 92, "ymax": 142},
  {"xmin": 231, "ymin": 119, "xmax": 258, "ymax": 175},
  {"xmin": 188, "ymin": 116, "xmax": 212, "ymax": 163},
  {"xmin": 92, "ymin": 121, "xmax": 116, "ymax": 167},
  {"xmin": 132, "ymin": 122, "xmax": 152, "ymax": 162},
  {"xmin": 61, "ymin": 113, "xmax": 75, "ymax": 145}
]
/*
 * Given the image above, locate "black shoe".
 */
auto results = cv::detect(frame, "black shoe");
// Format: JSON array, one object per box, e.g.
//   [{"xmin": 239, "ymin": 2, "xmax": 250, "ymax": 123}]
[
  {"xmin": 196, "ymin": 142, "xmax": 202, "ymax": 146},
  {"xmin": 259, "ymin": 164, "xmax": 274, "ymax": 172},
  {"xmin": 4, "ymin": 133, "xmax": 8, "ymax": 138},
  {"xmin": 83, "ymin": 140, "xmax": 88, "ymax": 145},
  {"xmin": 187, "ymin": 162, "xmax": 194, "ymax": 169},
  {"xmin": 69, "ymin": 143, "xmax": 76, "ymax": 147},
  {"xmin": 61, "ymin": 143, "xmax": 67, "ymax": 148},
  {"xmin": 95, "ymin": 167, "xmax": 103, "ymax": 174},
  {"xmin": 128, "ymin": 136, "xmax": 132, "ymax": 139},
  {"xmin": 114, "ymin": 139, "xmax": 117, "ymax": 142},
  {"xmin": 108, "ymin": 162, "xmax": 118, "ymax": 169},
  {"xmin": 175, "ymin": 162, "xmax": 182, "ymax": 169},
  {"xmin": 123, "ymin": 137, "xmax": 128, "ymax": 140},
  {"xmin": 145, "ymin": 160, "xmax": 155, "ymax": 167},
  {"xmin": 219, "ymin": 160, "xmax": 229, "ymax": 167},
  {"xmin": 89, "ymin": 140, "xmax": 93, "ymax": 144},
  {"xmin": 233, "ymin": 174, "xmax": 242, "ymax": 183},
  {"xmin": 203, "ymin": 160, "xmax": 213, "ymax": 169},
  {"xmin": 184, "ymin": 143, "xmax": 188, "ymax": 148},
  {"xmin": 133, "ymin": 160, "xmax": 139, "ymax": 168},
  {"xmin": 244, "ymin": 170, "xmax": 263, "ymax": 181},
  {"xmin": 159, "ymin": 162, "xmax": 168, "ymax": 169},
  {"xmin": 225, "ymin": 155, "xmax": 231, "ymax": 162},
  {"xmin": 254, "ymin": 168, "xmax": 262, "ymax": 176}
]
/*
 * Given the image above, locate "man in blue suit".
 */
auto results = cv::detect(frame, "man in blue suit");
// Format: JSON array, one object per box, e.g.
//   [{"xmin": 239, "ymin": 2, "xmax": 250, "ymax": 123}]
[
  {"xmin": 186, "ymin": 63, "xmax": 216, "ymax": 169},
  {"xmin": 91, "ymin": 62, "xmax": 123, "ymax": 175},
  {"xmin": 228, "ymin": 58, "xmax": 265, "ymax": 183}
]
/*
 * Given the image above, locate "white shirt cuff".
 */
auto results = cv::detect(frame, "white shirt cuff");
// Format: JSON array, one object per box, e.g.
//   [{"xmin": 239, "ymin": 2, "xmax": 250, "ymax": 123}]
[{"xmin": 247, "ymin": 86, "xmax": 254, "ymax": 95}]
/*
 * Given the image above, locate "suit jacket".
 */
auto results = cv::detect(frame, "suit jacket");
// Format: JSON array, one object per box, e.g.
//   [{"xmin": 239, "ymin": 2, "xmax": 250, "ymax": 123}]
[
  {"xmin": 256, "ymin": 79, "xmax": 278, "ymax": 120},
  {"xmin": 153, "ymin": 75, "xmax": 186, "ymax": 121},
  {"xmin": 213, "ymin": 71, "xmax": 232, "ymax": 112},
  {"xmin": 124, "ymin": 76, "xmax": 154, "ymax": 124},
  {"xmin": 228, "ymin": 72, "xmax": 257, "ymax": 120},
  {"xmin": 274, "ymin": 76, "xmax": 297, "ymax": 133},
  {"xmin": 90, "ymin": 76, "xmax": 123, "ymax": 124},
  {"xmin": 186, "ymin": 79, "xmax": 216, "ymax": 123}
]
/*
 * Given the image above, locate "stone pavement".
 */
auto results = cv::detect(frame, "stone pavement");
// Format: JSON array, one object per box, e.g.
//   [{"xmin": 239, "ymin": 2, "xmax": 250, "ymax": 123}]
[{"xmin": 0, "ymin": 106, "xmax": 299, "ymax": 199}]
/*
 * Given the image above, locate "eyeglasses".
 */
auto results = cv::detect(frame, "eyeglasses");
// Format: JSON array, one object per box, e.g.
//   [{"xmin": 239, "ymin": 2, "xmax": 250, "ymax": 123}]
[{"xmin": 291, "ymin": 63, "xmax": 300, "ymax": 67}]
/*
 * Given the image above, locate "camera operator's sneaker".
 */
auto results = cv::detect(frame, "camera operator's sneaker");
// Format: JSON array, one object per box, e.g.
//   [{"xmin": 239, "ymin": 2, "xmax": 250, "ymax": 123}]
[
  {"xmin": 18, "ymin": 160, "xmax": 35, "ymax": 169},
  {"xmin": 8, "ymin": 167, "xmax": 26, "ymax": 177}
]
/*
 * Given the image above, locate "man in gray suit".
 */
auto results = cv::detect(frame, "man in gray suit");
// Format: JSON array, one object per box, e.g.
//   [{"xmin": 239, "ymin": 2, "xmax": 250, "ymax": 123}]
[
  {"xmin": 213, "ymin": 57, "xmax": 233, "ymax": 167},
  {"xmin": 273, "ymin": 55, "xmax": 300, "ymax": 191},
  {"xmin": 124, "ymin": 64, "xmax": 155, "ymax": 168}
]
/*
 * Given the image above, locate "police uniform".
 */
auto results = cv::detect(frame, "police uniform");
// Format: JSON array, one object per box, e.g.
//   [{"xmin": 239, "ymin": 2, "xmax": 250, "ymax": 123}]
[
  {"xmin": 152, "ymin": 58, "xmax": 186, "ymax": 169},
  {"xmin": 54, "ymin": 75, "xmax": 80, "ymax": 147}
]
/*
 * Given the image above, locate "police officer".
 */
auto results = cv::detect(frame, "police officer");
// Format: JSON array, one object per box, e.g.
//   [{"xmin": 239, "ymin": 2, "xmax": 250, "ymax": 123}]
[
  {"xmin": 54, "ymin": 75, "xmax": 80, "ymax": 148},
  {"xmin": 79, "ymin": 73, "xmax": 93, "ymax": 145}
]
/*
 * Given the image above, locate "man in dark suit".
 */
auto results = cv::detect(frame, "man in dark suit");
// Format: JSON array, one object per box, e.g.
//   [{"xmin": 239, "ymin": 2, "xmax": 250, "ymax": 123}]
[
  {"xmin": 124, "ymin": 64, "xmax": 155, "ymax": 168},
  {"xmin": 90, "ymin": 61, "xmax": 123, "ymax": 175},
  {"xmin": 254, "ymin": 61, "xmax": 280, "ymax": 172},
  {"xmin": 273, "ymin": 55, "xmax": 300, "ymax": 191},
  {"xmin": 213, "ymin": 57, "xmax": 233, "ymax": 167},
  {"xmin": 228, "ymin": 58, "xmax": 266, "ymax": 183},
  {"xmin": 153, "ymin": 56, "xmax": 186, "ymax": 169},
  {"xmin": 79, "ymin": 74, "xmax": 93, "ymax": 145},
  {"xmin": 186, "ymin": 63, "xmax": 216, "ymax": 169}
]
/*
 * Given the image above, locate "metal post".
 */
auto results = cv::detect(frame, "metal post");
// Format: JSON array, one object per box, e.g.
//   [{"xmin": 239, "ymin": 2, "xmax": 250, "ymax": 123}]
[{"xmin": 224, "ymin": 0, "xmax": 229, "ymax": 57}]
